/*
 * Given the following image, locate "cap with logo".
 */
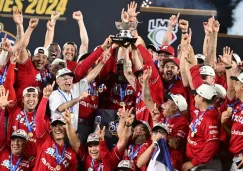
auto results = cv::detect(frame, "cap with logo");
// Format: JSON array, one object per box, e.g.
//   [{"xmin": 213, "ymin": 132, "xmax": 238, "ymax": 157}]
[
  {"xmin": 22, "ymin": 86, "xmax": 39, "ymax": 97},
  {"xmin": 146, "ymin": 44, "xmax": 158, "ymax": 52},
  {"xmin": 168, "ymin": 93, "xmax": 188, "ymax": 111},
  {"xmin": 134, "ymin": 65, "xmax": 149, "ymax": 77},
  {"xmin": 214, "ymin": 84, "xmax": 226, "ymax": 99},
  {"xmin": 199, "ymin": 66, "xmax": 215, "ymax": 76},
  {"xmin": 51, "ymin": 116, "xmax": 66, "ymax": 125},
  {"xmin": 114, "ymin": 160, "xmax": 135, "ymax": 171},
  {"xmin": 195, "ymin": 54, "xmax": 205, "ymax": 64},
  {"xmin": 190, "ymin": 84, "xmax": 217, "ymax": 100},
  {"xmin": 157, "ymin": 45, "xmax": 175, "ymax": 56},
  {"xmin": 152, "ymin": 123, "xmax": 169, "ymax": 134},
  {"xmin": 133, "ymin": 120, "xmax": 151, "ymax": 132},
  {"xmin": 56, "ymin": 68, "xmax": 75, "ymax": 79},
  {"xmin": 87, "ymin": 133, "xmax": 99, "ymax": 143},
  {"xmin": 163, "ymin": 57, "xmax": 180, "ymax": 68},
  {"xmin": 34, "ymin": 47, "xmax": 49, "ymax": 58},
  {"xmin": 231, "ymin": 72, "xmax": 243, "ymax": 83},
  {"xmin": 51, "ymin": 58, "xmax": 67, "ymax": 66},
  {"xmin": 11, "ymin": 129, "xmax": 28, "ymax": 141}
]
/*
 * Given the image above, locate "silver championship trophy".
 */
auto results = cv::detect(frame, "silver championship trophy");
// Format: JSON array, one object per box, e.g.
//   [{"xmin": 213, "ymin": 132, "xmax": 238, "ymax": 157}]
[{"xmin": 111, "ymin": 21, "xmax": 138, "ymax": 47}]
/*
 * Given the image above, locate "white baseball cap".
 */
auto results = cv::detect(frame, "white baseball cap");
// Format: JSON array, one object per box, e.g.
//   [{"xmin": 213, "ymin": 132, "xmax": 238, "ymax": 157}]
[
  {"xmin": 11, "ymin": 129, "xmax": 28, "ymax": 140},
  {"xmin": 195, "ymin": 54, "xmax": 205, "ymax": 63},
  {"xmin": 63, "ymin": 41, "xmax": 77, "ymax": 51},
  {"xmin": 51, "ymin": 116, "xmax": 66, "ymax": 125},
  {"xmin": 133, "ymin": 120, "xmax": 151, "ymax": 132},
  {"xmin": 115, "ymin": 160, "xmax": 135, "ymax": 171},
  {"xmin": 200, "ymin": 66, "xmax": 215, "ymax": 76},
  {"xmin": 34, "ymin": 47, "xmax": 49, "ymax": 57},
  {"xmin": 87, "ymin": 133, "xmax": 99, "ymax": 143},
  {"xmin": 51, "ymin": 58, "xmax": 67, "ymax": 66},
  {"xmin": 22, "ymin": 86, "xmax": 39, "ymax": 97},
  {"xmin": 169, "ymin": 94, "xmax": 188, "ymax": 111},
  {"xmin": 190, "ymin": 84, "xmax": 217, "ymax": 100},
  {"xmin": 214, "ymin": 84, "xmax": 226, "ymax": 99},
  {"xmin": 232, "ymin": 53, "xmax": 241, "ymax": 65},
  {"xmin": 56, "ymin": 68, "xmax": 75, "ymax": 79},
  {"xmin": 152, "ymin": 123, "xmax": 169, "ymax": 134},
  {"xmin": 231, "ymin": 73, "xmax": 243, "ymax": 83}
]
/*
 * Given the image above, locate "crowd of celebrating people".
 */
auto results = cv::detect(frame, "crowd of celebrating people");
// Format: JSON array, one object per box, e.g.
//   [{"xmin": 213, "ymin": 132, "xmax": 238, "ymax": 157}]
[{"xmin": 0, "ymin": 1, "xmax": 243, "ymax": 171}]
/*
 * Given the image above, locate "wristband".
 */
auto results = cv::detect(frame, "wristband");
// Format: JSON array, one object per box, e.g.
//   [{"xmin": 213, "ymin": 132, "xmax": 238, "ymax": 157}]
[
  {"xmin": 225, "ymin": 66, "xmax": 232, "ymax": 70},
  {"xmin": 182, "ymin": 31, "xmax": 188, "ymax": 34},
  {"xmin": 0, "ymin": 50, "xmax": 8, "ymax": 65},
  {"xmin": 125, "ymin": 124, "xmax": 132, "ymax": 127}
]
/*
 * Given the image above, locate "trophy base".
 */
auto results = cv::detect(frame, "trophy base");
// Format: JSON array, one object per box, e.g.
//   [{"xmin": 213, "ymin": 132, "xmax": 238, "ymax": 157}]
[{"xmin": 111, "ymin": 36, "xmax": 137, "ymax": 48}]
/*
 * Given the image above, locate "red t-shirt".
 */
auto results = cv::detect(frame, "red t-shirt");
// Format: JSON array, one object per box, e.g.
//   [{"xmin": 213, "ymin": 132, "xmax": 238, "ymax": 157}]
[
  {"xmin": 166, "ymin": 114, "xmax": 189, "ymax": 170},
  {"xmin": 124, "ymin": 141, "xmax": 151, "ymax": 171},
  {"xmin": 15, "ymin": 58, "xmax": 46, "ymax": 100},
  {"xmin": 229, "ymin": 101, "xmax": 243, "ymax": 155},
  {"xmin": 32, "ymin": 133, "xmax": 77, "ymax": 171},
  {"xmin": 215, "ymin": 73, "xmax": 227, "ymax": 90},
  {"xmin": 78, "ymin": 141, "xmax": 123, "ymax": 171},
  {"xmin": 79, "ymin": 81, "xmax": 99, "ymax": 119},
  {"xmin": 186, "ymin": 108, "xmax": 220, "ymax": 161},
  {"xmin": 0, "ymin": 145, "xmax": 34, "ymax": 171},
  {"xmin": 7, "ymin": 104, "xmax": 50, "ymax": 158},
  {"xmin": 66, "ymin": 60, "xmax": 77, "ymax": 72}
]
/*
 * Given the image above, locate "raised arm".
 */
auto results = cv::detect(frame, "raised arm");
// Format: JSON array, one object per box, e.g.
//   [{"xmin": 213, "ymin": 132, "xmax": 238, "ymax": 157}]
[
  {"xmin": 162, "ymin": 13, "xmax": 180, "ymax": 45},
  {"xmin": 44, "ymin": 11, "xmax": 60, "ymax": 48},
  {"xmin": 203, "ymin": 21, "xmax": 211, "ymax": 58},
  {"xmin": 123, "ymin": 48, "xmax": 137, "ymax": 90},
  {"xmin": 219, "ymin": 47, "xmax": 235, "ymax": 100},
  {"xmin": 85, "ymin": 51, "xmax": 111, "ymax": 83},
  {"xmin": 0, "ymin": 87, "xmax": 12, "ymax": 150},
  {"xmin": 0, "ymin": 35, "xmax": 10, "ymax": 68},
  {"xmin": 18, "ymin": 18, "xmax": 39, "ymax": 64},
  {"xmin": 36, "ymin": 82, "xmax": 55, "ymax": 137},
  {"xmin": 73, "ymin": 11, "xmax": 89, "ymax": 56}
]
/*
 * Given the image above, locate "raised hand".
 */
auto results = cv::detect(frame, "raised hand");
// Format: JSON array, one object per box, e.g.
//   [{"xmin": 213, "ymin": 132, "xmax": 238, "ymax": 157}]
[
  {"xmin": 101, "ymin": 51, "xmax": 111, "ymax": 64},
  {"xmin": 101, "ymin": 36, "xmax": 112, "ymax": 50},
  {"xmin": 121, "ymin": 8, "xmax": 129, "ymax": 23},
  {"xmin": 13, "ymin": 8, "xmax": 23, "ymax": 25},
  {"xmin": 143, "ymin": 66, "xmax": 152, "ymax": 82},
  {"xmin": 97, "ymin": 124, "xmax": 106, "ymax": 141},
  {"xmin": 63, "ymin": 108, "xmax": 72, "ymax": 126},
  {"xmin": 0, "ymin": 86, "xmax": 13, "ymax": 109},
  {"xmin": 29, "ymin": 18, "xmax": 39, "ymax": 29},
  {"xmin": 179, "ymin": 19, "xmax": 189, "ymax": 32},
  {"xmin": 219, "ymin": 46, "xmax": 233, "ymax": 66},
  {"xmin": 43, "ymin": 81, "xmax": 55, "ymax": 98},
  {"xmin": 2, "ymin": 34, "xmax": 11, "ymax": 52},
  {"xmin": 72, "ymin": 11, "xmax": 83, "ymax": 22},
  {"xmin": 51, "ymin": 11, "xmax": 60, "ymax": 22},
  {"xmin": 170, "ymin": 13, "xmax": 180, "ymax": 27},
  {"xmin": 127, "ymin": 1, "xmax": 140, "ymax": 18},
  {"xmin": 213, "ymin": 20, "xmax": 220, "ymax": 33},
  {"xmin": 10, "ymin": 52, "xmax": 20, "ymax": 64}
]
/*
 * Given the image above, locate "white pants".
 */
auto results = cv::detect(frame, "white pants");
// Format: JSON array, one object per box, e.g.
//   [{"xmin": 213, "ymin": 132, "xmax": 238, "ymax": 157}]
[
  {"xmin": 190, "ymin": 159, "xmax": 222, "ymax": 171},
  {"xmin": 230, "ymin": 156, "xmax": 243, "ymax": 171}
]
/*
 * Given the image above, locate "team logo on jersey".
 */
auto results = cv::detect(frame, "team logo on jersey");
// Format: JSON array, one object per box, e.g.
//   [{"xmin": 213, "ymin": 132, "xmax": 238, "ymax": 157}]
[
  {"xmin": 0, "ymin": 23, "xmax": 16, "ymax": 45},
  {"xmin": 147, "ymin": 19, "xmax": 178, "ymax": 47}
]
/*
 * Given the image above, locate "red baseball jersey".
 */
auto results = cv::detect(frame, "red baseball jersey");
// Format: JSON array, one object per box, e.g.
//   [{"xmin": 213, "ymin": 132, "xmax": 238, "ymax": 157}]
[
  {"xmin": 78, "ymin": 141, "xmax": 123, "ymax": 171},
  {"xmin": 32, "ymin": 133, "xmax": 77, "ymax": 171},
  {"xmin": 186, "ymin": 108, "xmax": 220, "ymax": 161},
  {"xmin": 229, "ymin": 101, "xmax": 243, "ymax": 155},
  {"xmin": 0, "ymin": 145, "xmax": 34, "ymax": 171},
  {"xmin": 15, "ymin": 58, "xmax": 47, "ymax": 100},
  {"xmin": 166, "ymin": 114, "xmax": 189, "ymax": 170},
  {"xmin": 215, "ymin": 73, "xmax": 227, "ymax": 90},
  {"xmin": 79, "ymin": 81, "xmax": 99, "ymax": 119},
  {"xmin": 124, "ymin": 141, "xmax": 151, "ymax": 171}
]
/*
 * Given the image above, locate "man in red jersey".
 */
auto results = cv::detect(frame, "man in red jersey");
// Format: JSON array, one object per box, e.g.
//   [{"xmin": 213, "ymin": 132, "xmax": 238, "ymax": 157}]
[
  {"xmin": 157, "ymin": 45, "xmax": 175, "ymax": 70},
  {"xmin": 182, "ymin": 84, "xmax": 221, "ymax": 171},
  {"xmin": 123, "ymin": 120, "xmax": 152, "ymax": 171},
  {"xmin": 0, "ymin": 86, "xmax": 34, "ymax": 171},
  {"xmin": 222, "ymin": 73, "xmax": 243, "ymax": 171},
  {"xmin": 34, "ymin": 83, "xmax": 78, "ymax": 171}
]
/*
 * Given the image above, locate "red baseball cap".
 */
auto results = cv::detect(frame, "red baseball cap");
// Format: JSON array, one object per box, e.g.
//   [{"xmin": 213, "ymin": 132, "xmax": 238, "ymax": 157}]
[
  {"xmin": 163, "ymin": 57, "xmax": 180, "ymax": 67},
  {"xmin": 158, "ymin": 45, "xmax": 175, "ymax": 56}
]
